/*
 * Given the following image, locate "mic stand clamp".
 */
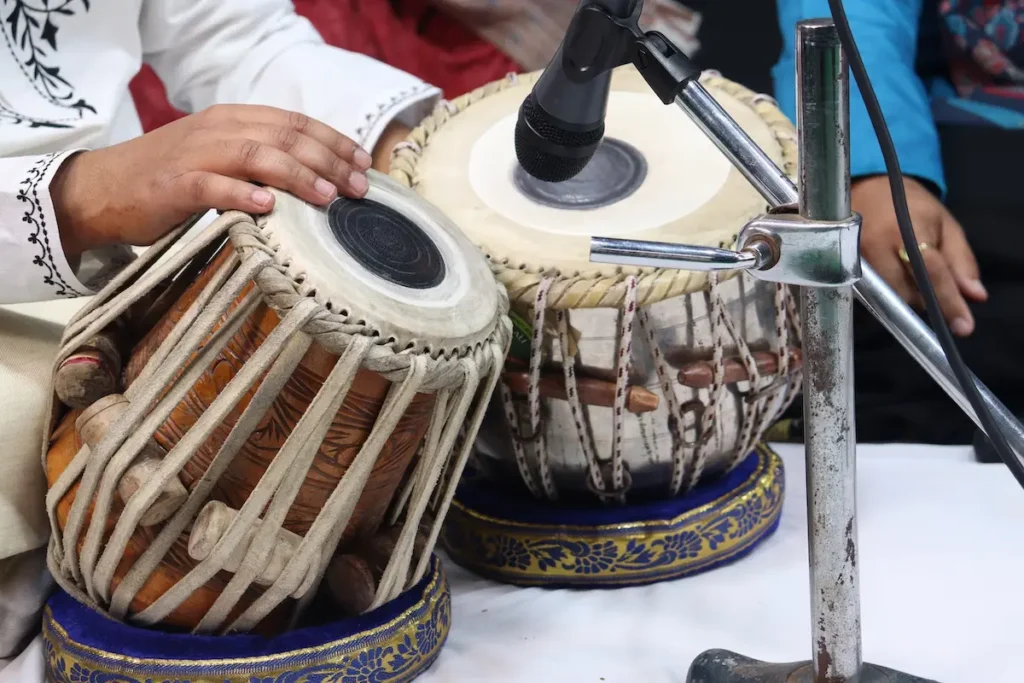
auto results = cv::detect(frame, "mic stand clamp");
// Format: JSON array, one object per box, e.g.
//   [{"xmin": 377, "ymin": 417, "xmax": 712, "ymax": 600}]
[{"xmin": 592, "ymin": 205, "xmax": 863, "ymax": 289}]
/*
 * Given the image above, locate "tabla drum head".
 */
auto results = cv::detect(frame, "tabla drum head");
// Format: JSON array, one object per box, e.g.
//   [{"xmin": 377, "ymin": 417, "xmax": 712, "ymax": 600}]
[
  {"xmin": 403, "ymin": 65, "xmax": 792, "ymax": 299},
  {"xmin": 251, "ymin": 171, "xmax": 502, "ymax": 357}
]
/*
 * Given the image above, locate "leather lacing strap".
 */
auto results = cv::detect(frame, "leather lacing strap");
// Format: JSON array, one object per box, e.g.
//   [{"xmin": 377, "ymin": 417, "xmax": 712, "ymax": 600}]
[{"xmin": 44, "ymin": 210, "xmax": 508, "ymax": 634}]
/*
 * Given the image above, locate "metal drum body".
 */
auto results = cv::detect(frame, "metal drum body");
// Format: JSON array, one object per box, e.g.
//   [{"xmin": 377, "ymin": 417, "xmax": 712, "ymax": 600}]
[
  {"xmin": 392, "ymin": 66, "xmax": 801, "ymax": 587},
  {"xmin": 474, "ymin": 274, "xmax": 793, "ymax": 499}
]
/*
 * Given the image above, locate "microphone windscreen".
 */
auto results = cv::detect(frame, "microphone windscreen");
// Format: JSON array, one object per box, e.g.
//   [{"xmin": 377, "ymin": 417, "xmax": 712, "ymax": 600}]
[{"xmin": 514, "ymin": 92, "xmax": 604, "ymax": 183}]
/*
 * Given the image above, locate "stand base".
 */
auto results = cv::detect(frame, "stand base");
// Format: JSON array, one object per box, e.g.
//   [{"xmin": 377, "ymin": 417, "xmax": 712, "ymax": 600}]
[{"xmin": 685, "ymin": 650, "xmax": 939, "ymax": 683}]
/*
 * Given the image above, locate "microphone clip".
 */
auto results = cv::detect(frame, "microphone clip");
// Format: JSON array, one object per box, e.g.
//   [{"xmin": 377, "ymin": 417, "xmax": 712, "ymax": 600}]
[{"xmin": 562, "ymin": 2, "xmax": 702, "ymax": 104}]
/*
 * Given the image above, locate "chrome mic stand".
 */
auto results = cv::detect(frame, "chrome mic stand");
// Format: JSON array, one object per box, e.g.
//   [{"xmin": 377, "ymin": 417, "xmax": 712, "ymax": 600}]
[{"xmin": 570, "ymin": 7, "xmax": 1024, "ymax": 681}]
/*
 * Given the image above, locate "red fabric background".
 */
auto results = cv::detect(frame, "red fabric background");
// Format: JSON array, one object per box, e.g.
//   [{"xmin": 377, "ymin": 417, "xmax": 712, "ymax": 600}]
[{"xmin": 129, "ymin": 0, "xmax": 522, "ymax": 133}]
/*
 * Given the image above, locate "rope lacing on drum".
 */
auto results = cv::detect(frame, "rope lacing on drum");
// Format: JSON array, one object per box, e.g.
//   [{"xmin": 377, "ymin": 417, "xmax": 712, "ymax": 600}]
[
  {"xmin": 44, "ymin": 210, "xmax": 506, "ymax": 634},
  {"xmin": 751, "ymin": 93, "xmax": 779, "ymax": 108},
  {"xmin": 608, "ymin": 275, "xmax": 639, "ymax": 498},
  {"xmin": 500, "ymin": 276, "xmax": 558, "ymax": 500},
  {"xmin": 393, "ymin": 140, "xmax": 423, "ymax": 156},
  {"xmin": 637, "ymin": 309, "xmax": 704, "ymax": 496},
  {"xmin": 501, "ymin": 277, "xmax": 642, "ymax": 504}
]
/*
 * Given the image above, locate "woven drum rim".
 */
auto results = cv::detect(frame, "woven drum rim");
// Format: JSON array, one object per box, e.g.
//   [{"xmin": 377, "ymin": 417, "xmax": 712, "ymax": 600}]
[
  {"xmin": 230, "ymin": 176, "xmax": 511, "ymax": 361},
  {"xmin": 390, "ymin": 68, "xmax": 799, "ymax": 310}
]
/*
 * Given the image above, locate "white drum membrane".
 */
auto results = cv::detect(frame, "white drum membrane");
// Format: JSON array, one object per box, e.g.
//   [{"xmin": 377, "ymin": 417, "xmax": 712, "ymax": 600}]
[{"xmin": 468, "ymin": 93, "xmax": 732, "ymax": 237}]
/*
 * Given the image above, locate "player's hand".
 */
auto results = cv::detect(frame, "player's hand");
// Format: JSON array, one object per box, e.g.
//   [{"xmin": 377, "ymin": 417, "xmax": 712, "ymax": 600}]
[
  {"xmin": 853, "ymin": 175, "xmax": 987, "ymax": 336},
  {"xmin": 52, "ymin": 104, "xmax": 373, "ymax": 261}
]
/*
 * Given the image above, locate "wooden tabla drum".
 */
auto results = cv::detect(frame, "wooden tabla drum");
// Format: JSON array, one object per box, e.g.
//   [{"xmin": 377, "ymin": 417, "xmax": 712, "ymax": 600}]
[
  {"xmin": 390, "ymin": 66, "xmax": 801, "ymax": 587},
  {"xmin": 40, "ymin": 172, "xmax": 508, "ymax": 682}
]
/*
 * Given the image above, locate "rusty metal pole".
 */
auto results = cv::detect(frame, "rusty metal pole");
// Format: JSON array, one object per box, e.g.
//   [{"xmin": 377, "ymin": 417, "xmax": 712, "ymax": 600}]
[{"xmin": 796, "ymin": 19, "xmax": 861, "ymax": 682}]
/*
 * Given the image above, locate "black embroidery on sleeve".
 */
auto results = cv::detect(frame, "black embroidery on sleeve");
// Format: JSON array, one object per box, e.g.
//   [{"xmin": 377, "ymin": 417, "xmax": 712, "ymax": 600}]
[
  {"xmin": 0, "ymin": 101, "xmax": 72, "ymax": 128},
  {"xmin": 16, "ymin": 153, "xmax": 85, "ymax": 298},
  {"xmin": 355, "ymin": 83, "xmax": 433, "ymax": 148},
  {"xmin": 1, "ymin": 0, "xmax": 96, "ymax": 127}
]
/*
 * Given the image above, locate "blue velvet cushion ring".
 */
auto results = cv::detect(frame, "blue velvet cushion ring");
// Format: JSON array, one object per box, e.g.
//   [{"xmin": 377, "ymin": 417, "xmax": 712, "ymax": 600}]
[
  {"xmin": 43, "ymin": 555, "xmax": 450, "ymax": 683},
  {"xmin": 441, "ymin": 444, "xmax": 784, "ymax": 587}
]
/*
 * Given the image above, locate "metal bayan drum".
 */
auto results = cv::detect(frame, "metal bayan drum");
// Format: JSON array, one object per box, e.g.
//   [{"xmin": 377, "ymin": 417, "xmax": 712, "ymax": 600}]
[
  {"xmin": 391, "ymin": 66, "xmax": 801, "ymax": 587},
  {"xmin": 40, "ymin": 173, "xmax": 508, "ymax": 682}
]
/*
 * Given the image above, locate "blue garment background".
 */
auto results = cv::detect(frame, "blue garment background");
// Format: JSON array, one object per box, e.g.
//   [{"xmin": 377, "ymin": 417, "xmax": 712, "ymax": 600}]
[{"xmin": 773, "ymin": 0, "xmax": 1024, "ymax": 198}]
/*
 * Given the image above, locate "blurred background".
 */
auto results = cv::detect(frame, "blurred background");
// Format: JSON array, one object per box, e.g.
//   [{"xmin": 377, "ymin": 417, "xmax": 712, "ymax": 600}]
[{"xmin": 130, "ymin": 1, "xmax": 782, "ymax": 132}]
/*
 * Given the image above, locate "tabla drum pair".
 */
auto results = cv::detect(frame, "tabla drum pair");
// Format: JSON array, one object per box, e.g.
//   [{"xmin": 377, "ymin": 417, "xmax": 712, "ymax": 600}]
[
  {"xmin": 40, "ymin": 173, "xmax": 509, "ymax": 682},
  {"xmin": 391, "ymin": 65, "xmax": 802, "ymax": 587}
]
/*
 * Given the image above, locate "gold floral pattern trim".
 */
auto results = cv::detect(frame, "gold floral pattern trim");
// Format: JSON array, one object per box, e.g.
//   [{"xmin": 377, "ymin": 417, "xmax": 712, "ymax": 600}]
[
  {"xmin": 43, "ymin": 557, "xmax": 450, "ymax": 683},
  {"xmin": 441, "ymin": 445, "xmax": 784, "ymax": 586}
]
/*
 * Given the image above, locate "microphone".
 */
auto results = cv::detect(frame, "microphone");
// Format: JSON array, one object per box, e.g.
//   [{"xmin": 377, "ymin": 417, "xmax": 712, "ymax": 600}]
[{"xmin": 515, "ymin": 0, "xmax": 642, "ymax": 182}]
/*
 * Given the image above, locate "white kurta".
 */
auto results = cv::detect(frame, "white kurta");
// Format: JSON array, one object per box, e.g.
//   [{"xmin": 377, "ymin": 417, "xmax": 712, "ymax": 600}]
[{"xmin": 0, "ymin": 0, "xmax": 440, "ymax": 305}]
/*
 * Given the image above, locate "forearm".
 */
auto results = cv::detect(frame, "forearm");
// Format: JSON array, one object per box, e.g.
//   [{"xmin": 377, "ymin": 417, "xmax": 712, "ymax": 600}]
[
  {"xmin": 771, "ymin": 0, "xmax": 945, "ymax": 194},
  {"xmin": 142, "ymin": 1, "xmax": 440, "ymax": 155}
]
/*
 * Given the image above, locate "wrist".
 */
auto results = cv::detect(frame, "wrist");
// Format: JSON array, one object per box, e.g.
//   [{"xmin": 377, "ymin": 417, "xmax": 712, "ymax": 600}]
[
  {"xmin": 51, "ymin": 150, "xmax": 109, "ymax": 265},
  {"xmin": 371, "ymin": 121, "xmax": 412, "ymax": 173}
]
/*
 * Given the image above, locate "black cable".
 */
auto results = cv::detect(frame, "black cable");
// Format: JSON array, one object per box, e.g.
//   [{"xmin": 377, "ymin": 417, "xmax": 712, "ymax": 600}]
[{"xmin": 825, "ymin": 0, "xmax": 1024, "ymax": 488}]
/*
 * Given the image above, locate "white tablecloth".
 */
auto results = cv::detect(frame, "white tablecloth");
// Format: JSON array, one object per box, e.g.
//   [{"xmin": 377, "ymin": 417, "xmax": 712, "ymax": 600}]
[{"xmin": 4, "ymin": 443, "xmax": 1021, "ymax": 682}]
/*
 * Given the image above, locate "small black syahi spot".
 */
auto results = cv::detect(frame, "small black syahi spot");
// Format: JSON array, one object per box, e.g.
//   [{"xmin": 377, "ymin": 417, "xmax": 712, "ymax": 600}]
[{"xmin": 328, "ymin": 198, "xmax": 445, "ymax": 290}]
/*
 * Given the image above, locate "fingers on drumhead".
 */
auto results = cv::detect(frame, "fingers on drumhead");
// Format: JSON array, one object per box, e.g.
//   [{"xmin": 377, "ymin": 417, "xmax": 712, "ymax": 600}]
[
  {"xmin": 238, "ymin": 105, "xmax": 370, "ymax": 170},
  {"xmin": 181, "ymin": 172, "xmax": 275, "ymax": 214},
  {"xmin": 242, "ymin": 123, "xmax": 368, "ymax": 198}
]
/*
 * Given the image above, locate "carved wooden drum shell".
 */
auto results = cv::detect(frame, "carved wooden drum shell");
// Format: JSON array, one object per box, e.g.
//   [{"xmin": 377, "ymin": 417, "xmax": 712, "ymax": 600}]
[
  {"xmin": 44, "ymin": 175, "xmax": 508, "ymax": 634},
  {"xmin": 46, "ymin": 252, "xmax": 434, "ymax": 631}
]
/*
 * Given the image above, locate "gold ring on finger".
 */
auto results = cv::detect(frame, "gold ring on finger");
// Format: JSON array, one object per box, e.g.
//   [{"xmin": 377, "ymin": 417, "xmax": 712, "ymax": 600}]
[{"xmin": 898, "ymin": 241, "xmax": 933, "ymax": 264}]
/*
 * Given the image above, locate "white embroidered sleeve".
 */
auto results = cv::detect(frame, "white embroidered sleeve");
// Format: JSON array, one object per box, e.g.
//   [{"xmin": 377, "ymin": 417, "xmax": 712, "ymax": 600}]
[
  {"xmin": 0, "ymin": 153, "xmax": 136, "ymax": 305},
  {"xmin": 140, "ymin": 0, "xmax": 441, "ymax": 153}
]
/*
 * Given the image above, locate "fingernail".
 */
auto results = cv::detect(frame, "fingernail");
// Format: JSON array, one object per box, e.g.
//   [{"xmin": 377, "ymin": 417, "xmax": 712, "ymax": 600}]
[
  {"xmin": 354, "ymin": 148, "xmax": 372, "ymax": 170},
  {"xmin": 967, "ymin": 279, "xmax": 988, "ymax": 299},
  {"xmin": 314, "ymin": 177, "xmax": 337, "ymax": 199},
  {"xmin": 350, "ymin": 172, "xmax": 369, "ymax": 195},
  {"xmin": 952, "ymin": 317, "xmax": 973, "ymax": 337},
  {"xmin": 252, "ymin": 189, "xmax": 273, "ymax": 208}
]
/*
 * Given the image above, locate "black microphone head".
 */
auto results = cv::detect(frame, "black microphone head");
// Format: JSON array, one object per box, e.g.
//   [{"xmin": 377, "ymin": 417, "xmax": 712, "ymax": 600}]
[{"xmin": 515, "ymin": 91, "xmax": 604, "ymax": 183}]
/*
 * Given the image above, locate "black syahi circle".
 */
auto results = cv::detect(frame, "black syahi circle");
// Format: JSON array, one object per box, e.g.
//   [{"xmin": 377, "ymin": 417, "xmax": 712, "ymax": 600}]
[
  {"xmin": 327, "ymin": 198, "xmax": 446, "ymax": 290},
  {"xmin": 513, "ymin": 137, "xmax": 648, "ymax": 210}
]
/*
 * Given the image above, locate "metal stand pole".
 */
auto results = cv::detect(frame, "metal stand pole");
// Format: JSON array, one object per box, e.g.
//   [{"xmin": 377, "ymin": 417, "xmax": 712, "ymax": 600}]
[
  {"xmin": 681, "ymin": 21, "xmax": 934, "ymax": 683},
  {"xmin": 797, "ymin": 21, "xmax": 861, "ymax": 680}
]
